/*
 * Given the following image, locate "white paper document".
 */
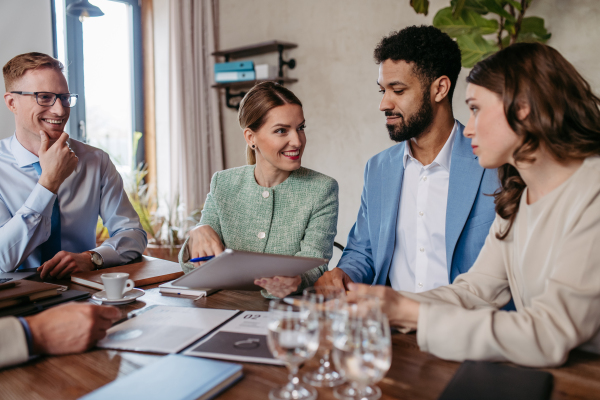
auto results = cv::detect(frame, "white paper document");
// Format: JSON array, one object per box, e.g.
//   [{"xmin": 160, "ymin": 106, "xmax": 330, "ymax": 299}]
[
  {"xmin": 98, "ymin": 306, "xmax": 239, "ymax": 354},
  {"xmin": 184, "ymin": 311, "xmax": 283, "ymax": 365}
]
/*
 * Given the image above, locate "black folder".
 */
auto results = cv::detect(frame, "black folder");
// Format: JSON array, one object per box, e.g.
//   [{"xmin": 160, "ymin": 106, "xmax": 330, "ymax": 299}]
[
  {"xmin": 0, "ymin": 289, "xmax": 90, "ymax": 317},
  {"xmin": 438, "ymin": 360, "xmax": 553, "ymax": 400}
]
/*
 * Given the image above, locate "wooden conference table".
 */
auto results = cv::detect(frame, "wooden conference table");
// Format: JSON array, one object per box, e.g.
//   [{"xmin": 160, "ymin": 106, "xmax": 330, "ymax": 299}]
[{"xmin": 1, "ymin": 281, "xmax": 600, "ymax": 400}]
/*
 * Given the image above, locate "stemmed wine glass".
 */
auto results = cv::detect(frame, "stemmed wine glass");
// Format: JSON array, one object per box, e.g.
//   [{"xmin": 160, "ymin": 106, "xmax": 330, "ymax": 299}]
[
  {"xmin": 267, "ymin": 299, "xmax": 320, "ymax": 400},
  {"xmin": 302, "ymin": 286, "xmax": 347, "ymax": 387},
  {"xmin": 331, "ymin": 295, "xmax": 392, "ymax": 400}
]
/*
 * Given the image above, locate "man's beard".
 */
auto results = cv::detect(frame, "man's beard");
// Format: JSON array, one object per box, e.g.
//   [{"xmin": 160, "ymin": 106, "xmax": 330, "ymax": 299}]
[{"xmin": 386, "ymin": 90, "xmax": 434, "ymax": 143}]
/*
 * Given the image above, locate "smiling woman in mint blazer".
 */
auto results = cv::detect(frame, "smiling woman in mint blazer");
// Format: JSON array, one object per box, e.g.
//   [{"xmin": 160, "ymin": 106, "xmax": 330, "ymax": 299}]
[{"xmin": 179, "ymin": 82, "xmax": 339, "ymax": 298}]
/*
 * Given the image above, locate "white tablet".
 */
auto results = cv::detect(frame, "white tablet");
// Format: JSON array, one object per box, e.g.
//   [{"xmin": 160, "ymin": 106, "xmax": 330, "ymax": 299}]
[{"xmin": 172, "ymin": 249, "xmax": 327, "ymax": 291}]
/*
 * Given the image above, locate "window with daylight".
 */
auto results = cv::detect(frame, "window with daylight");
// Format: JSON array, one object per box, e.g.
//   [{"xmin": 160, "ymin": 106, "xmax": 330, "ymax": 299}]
[{"xmin": 53, "ymin": 0, "xmax": 144, "ymax": 174}]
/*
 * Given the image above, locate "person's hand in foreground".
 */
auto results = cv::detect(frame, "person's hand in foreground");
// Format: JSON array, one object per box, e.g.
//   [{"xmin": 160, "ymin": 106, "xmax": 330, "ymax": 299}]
[
  {"xmin": 38, "ymin": 251, "xmax": 95, "ymax": 280},
  {"xmin": 347, "ymin": 283, "xmax": 420, "ymax": 329},
  {"xmin": 25, "ymin": 303, "xmax": 121, "ymax": 355},
  {"xmin": 187, "ymin": 225, "xmax": 225, "ymax": 267},
  {"xmin": 255, "ymin": 276, "xmax": 302, "ymax": 298},
  {"xmin": 314, "ymin": 268, "xmax": 354, "ymax": 291}
]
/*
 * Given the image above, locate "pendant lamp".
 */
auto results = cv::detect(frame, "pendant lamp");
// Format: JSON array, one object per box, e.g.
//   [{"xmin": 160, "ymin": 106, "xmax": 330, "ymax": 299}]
[{"xmin": 66, "ymin": 0, "xmax": 104, "ymax": 22}]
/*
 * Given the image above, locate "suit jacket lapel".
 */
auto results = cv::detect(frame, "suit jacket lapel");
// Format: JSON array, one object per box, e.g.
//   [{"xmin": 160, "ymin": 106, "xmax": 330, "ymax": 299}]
[
  {"xmin": 376, "ymin": 143, "xmax": 405, "ymax": 285},
  {"xmin": 445, "ymin": 124, "xmax": 485, "ymax": 278}
]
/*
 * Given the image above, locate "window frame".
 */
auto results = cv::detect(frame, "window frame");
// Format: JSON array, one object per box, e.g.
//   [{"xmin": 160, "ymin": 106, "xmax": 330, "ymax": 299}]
[{"xmin": 53, "ymin": 0, "xmax": 145, "ymax": 166}]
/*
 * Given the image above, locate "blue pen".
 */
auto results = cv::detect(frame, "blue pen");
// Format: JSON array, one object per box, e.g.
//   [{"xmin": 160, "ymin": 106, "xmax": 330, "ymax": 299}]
[{"xmin": 189, "ymin": 255, "xmax": 215, "ymax": 263}]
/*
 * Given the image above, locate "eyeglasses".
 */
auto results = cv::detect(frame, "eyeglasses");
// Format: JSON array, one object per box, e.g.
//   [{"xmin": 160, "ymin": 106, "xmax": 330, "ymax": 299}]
[{"xmin": 10, "ymin": 91, "xmax": 78, "ymax": 108}]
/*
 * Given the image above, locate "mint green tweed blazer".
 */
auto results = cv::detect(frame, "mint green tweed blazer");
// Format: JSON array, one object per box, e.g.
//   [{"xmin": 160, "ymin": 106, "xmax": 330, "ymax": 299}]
[{"xmin": 179, "ymin": 165, "xmax": 339, "ymax": 296}]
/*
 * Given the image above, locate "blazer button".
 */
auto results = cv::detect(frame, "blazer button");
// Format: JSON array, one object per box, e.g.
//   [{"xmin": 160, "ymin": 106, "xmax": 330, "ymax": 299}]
[
  {"xmin": 262, "ymin": 191, "xmax": 270, "ymax": 198},
  {"xmin": 258, "ymin": 232, "xmax": 266, "ymax": 239}
]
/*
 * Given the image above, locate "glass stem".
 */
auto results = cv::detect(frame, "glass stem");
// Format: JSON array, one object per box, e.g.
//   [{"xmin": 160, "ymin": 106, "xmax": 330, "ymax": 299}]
[
  {"xmin": 287, "ymin": 364, "xmax": 300, "ymax": 390},
  {"xmin": 320, "ymin": 349, "xmax": 331, "ymax": 371},
  {"xmin": 351, "ymin": 381, "xmax": 365, "ymax": 399}
]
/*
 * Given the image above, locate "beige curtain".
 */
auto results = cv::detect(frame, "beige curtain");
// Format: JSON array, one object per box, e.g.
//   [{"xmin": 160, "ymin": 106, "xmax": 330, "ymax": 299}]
[{"xmin": 169, "ymin": 0, "xmax": 223, "ymax": 215}]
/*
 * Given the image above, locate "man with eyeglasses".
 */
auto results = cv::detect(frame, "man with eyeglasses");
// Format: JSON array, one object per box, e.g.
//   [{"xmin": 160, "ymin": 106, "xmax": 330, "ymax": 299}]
[{"xmin": 0, "ymin": 52, "xmax": 147, "ymax": 277}]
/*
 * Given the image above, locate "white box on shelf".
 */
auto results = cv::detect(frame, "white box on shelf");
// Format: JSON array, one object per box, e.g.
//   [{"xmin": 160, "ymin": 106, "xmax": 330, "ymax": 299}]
[{"xmin": 255, "ymin": 64, "xmax": 278, "ymax": 80}]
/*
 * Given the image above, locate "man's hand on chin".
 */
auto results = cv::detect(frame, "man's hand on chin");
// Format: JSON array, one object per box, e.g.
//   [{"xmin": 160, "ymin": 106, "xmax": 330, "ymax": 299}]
[
  {"xmin": 37, "ymin": 131, "xmax": 78, "ymax": 194},
  {"xmin": 38, "ymin": 251, "xmax": 95, "ymax": 280}
]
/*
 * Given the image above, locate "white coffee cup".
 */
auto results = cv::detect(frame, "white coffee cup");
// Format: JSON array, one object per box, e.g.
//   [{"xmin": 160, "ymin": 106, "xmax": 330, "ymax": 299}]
[{"xmin": 101, "ymin": 273, "xmax": 135, "ymax": 300}]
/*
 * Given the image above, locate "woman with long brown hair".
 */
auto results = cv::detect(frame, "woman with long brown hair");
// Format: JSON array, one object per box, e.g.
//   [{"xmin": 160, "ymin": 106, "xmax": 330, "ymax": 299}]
[
  {"xmin": 179, "ymin": 82, "xmax": 338, "ymax": 298},
  {"xmin": 350, "ymin": 42, "xmax": 600, "ymax": 367}
]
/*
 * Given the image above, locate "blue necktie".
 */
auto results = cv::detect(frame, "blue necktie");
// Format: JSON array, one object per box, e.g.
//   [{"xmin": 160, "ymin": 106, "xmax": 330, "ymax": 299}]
[{"xmin": 32, "ymin": 162, "xmax": 62, "ymax": 262}]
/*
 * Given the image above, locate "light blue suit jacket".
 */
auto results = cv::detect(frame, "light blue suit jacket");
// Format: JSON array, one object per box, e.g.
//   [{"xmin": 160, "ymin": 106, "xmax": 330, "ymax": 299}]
[{"xmin": 339, "ymin": 122, "xmax": 500, "ymax": 286}]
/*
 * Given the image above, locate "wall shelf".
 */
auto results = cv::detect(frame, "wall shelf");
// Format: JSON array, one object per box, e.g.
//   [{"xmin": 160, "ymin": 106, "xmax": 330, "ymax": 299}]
[
  {"xmin": 212, "ymin": 40, "xmax": 297, "ymax": 59},
  {"xmin": 211, "ymin": 77, "xmax": 298, "ymax": 90},
  {"xmin": 212, "ymin": 40, "xmax": 298, "ymax": 109}
]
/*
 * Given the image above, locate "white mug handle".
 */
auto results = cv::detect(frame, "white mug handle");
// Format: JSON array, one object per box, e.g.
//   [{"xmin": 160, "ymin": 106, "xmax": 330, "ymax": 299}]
[{"xmin": 123, "ymin": 279, "xmax": 135, "ymax": 295}]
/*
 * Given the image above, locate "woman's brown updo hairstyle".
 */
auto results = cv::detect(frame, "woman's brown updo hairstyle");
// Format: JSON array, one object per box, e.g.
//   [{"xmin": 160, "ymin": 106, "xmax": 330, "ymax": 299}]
[
  {"xmin": 237, "ymin": 81, "xmax": 303, "ymax": 165},
  {"xmin": 467, "ymin": 42, "xmax": 600, "ymax": 239}
]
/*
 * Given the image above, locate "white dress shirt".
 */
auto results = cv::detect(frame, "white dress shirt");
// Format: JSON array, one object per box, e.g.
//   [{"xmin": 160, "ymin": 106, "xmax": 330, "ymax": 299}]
[
  {"xmin": 0, "ymin": 134, "xmax": 147, "ymax": 272},
  {"xmin": 389, "ymin": 121, "xmax": 458, "ymax": 292}
]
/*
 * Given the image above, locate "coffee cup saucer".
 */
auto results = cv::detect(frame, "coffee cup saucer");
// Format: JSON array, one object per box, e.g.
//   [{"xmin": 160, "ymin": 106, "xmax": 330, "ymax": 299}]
[{"xmin": 92, "ymin": 288, "xmax": 145, "ymax": 305}]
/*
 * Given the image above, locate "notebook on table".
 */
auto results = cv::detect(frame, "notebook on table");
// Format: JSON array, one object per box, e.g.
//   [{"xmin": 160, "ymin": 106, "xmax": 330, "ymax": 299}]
[
  {"xmin": 184, "ymin": 311, "xmax": 283, "ymax": 365},
  {"xmin": 79, "ymin": 354, "xmax": 243, "ymax": 400},
  {"xmin": 98, "ymin": 305, "xmax": 239, "ymax": 354},
  {"xmin": 438, "ymin": 360, "xmax": 553, "ymax": 400},
  {"xmin": 71, "ymin": 256, "xmax": 184, "ymax": 290},
  {"xmin": 0, "ymin": 289, "xmax": 90, "ymax": 317},
  {"xmin": 0, "ymin": 280, "xmax": 62, "ymax": 309}
]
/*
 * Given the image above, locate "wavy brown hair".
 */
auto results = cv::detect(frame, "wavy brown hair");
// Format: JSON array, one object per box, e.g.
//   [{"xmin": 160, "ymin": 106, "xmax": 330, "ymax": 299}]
[
  {"xmin": 238, "ymin": 82, "xmax": 302, "ymax": 165},
  {"xmin": 467, "ymin": 43, "xmax": 600, "ymax": 239}
]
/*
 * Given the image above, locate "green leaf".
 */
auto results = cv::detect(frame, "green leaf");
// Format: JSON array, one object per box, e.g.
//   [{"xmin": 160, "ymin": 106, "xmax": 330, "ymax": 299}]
[
  {"xmin": 132, "ymin": 131, "xmax": 143, "ymax": 169},
  {"xmin": 519, "ymin": 16, "xmax": 551, "ymax": 42},
  {"xmin": 434, "ymin": 7, "xmax": 498, "ymax": 38},
  {"xmin": 452, "ymin": 0, "xmax": 467, "ymax": 17},
  {"xmin": 452, "ymin": 0, "xmax": 489, "ymax": 14},
  {"xmin": 505, "ymin": 0, "xmax": 522, "ymax": 11},
  {"xmin": 503, "ymin": 16, "xmax": 551, "ymax": 46},
  {"xmin": 504, "ymin": 20, "xmax": 516, "ymax": 35},
  {"xmin": 479, "ymin": 0, "xmax": 515, "ymax": 22},
  {"xmin": 410, "ymin": 0, "xmax": 429, "ymax": 15},
  {"xmin": 456, "ymin": 33, "xmax": 499, "ymax": 68}
]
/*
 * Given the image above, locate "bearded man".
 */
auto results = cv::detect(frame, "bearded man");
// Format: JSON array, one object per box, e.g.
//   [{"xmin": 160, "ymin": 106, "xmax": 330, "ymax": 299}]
[{"xmin": 316, "ymin": 25, "xmax": 500, "ymax": 293}]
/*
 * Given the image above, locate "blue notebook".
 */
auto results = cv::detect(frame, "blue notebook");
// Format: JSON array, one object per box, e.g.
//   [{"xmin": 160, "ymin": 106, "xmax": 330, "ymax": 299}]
[
  {"xmin": 214, "ymin": 60, "xmax": 254, "ymax": 72},
  {"xmin": 80, "ymin": 354, "xmax": 243, "ymax": 400}
]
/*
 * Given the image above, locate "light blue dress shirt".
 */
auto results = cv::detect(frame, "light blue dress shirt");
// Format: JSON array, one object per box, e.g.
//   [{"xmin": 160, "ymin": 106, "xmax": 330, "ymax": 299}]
[{"xmin": 0, "ymin": 134, "xmax": 147, "ymax": 272}]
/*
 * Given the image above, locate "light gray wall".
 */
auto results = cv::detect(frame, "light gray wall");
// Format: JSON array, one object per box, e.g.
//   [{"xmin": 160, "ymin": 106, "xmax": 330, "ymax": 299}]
[
  {"xmin": 0, "ymin": 0, "xmax": 54, "ymax": 139},
  {"xmin": 218, "ymin": 0, "xmax": 600, "ymax": 245}
]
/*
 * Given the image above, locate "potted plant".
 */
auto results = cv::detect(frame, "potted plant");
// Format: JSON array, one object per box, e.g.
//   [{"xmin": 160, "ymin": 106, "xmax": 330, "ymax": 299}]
[
  {"xmin": 410, "ymin": 0, "xmax": 551, "ymax": 67},
  {"xmin": 95, "ymin": 133, "xmax": 202, "ymax": 262},
  {"xmin": 126, "ymin": 163, "xmax": 202, "ymax": 262}
]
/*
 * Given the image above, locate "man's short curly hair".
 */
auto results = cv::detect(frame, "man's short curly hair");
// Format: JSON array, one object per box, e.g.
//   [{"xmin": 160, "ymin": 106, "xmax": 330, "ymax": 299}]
[{"xmin": 374, "ymin": 25, "xmax": 462, "ymax": 101}]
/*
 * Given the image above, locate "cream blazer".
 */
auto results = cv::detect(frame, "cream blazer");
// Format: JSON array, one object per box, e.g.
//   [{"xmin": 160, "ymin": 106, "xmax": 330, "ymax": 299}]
[
  {"xmin": 0, "ymin": 316, "xmax": 28, "ymax": 368},
  {"xmin": 403, "ymin": 156, "xmax": 600, "ymax": 367}
]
